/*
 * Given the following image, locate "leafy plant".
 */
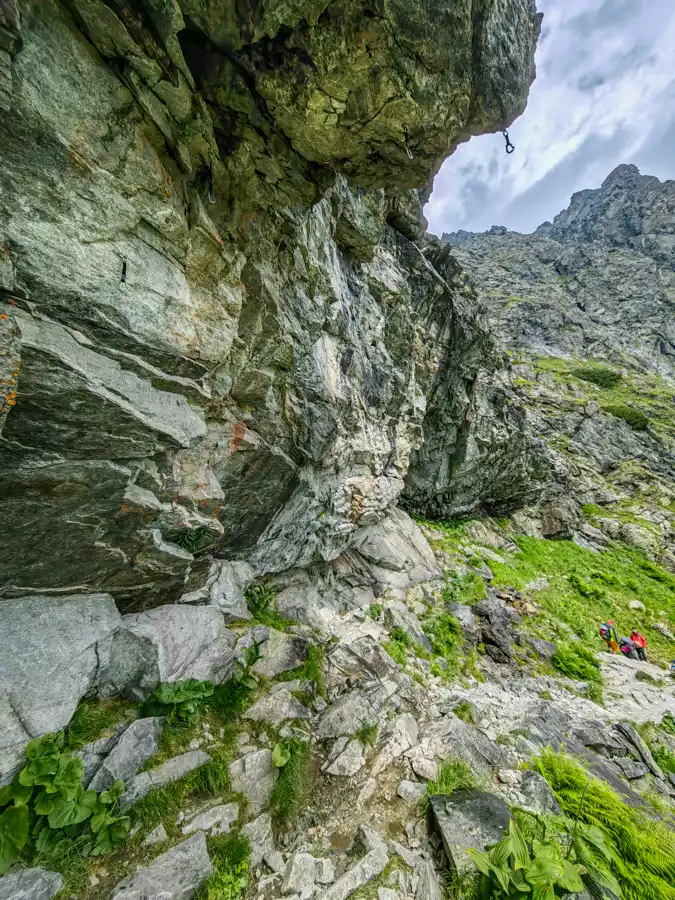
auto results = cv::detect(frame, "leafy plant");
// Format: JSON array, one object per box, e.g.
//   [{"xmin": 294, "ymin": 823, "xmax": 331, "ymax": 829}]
[
  {"xmin": 198, "ymin": 832, "xmax": 250, "ymax": 900},
  {"xmin": 0, "ymin": 733, "xmax": 130, "ymax": 874},
  {"xmin": 169, "ymin": 524, "xmax": 215, "ymax": 554},
  {"xmin": 367, "ymin": 603, "xmax": 383, "ymax": 620},
  {"xmin": 569, "ymin": 573, "xmax": 604, "ymax": 601},
  {"xmin": 662, "ymin": 715, "xmax": 675, "ymax": 736},
  {"xmin": 144, "ymin": 679, "xmax": 215, "ymax": 725},
  {"xmin": 272, "ymin": 741, "xmax": 291, "ymax": 768},
  {"xmin": 245, "ymin": 584, "xmax": 292, "ymax": 629},
  {"xmin": 468, "ymin": 817, "xmax": 585, "ymax": 899}
]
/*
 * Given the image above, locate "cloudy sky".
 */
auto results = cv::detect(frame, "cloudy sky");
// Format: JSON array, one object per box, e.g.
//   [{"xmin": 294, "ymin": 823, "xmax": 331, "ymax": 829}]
[{"xmin": 425, "ymin": 0, "xmax": 675, "ymax": 236}]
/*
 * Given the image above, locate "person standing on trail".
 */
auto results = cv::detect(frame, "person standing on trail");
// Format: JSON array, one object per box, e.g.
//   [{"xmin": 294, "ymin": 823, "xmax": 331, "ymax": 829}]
[
  {"xmin": 630, "ymin": 629, "xmax": 648, "ymax": 662},
  {"xmin": 600, "ymin": 620, "xmax": 619, "ymax": 653}
]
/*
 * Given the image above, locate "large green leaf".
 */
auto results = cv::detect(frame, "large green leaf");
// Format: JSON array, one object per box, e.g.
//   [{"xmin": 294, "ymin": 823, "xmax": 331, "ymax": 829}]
[
  {"xmin": 34, "ymin": 790, "xmax": 56, "ymax": 816},
  {"xmin": 466, "ymin": 848, "xmax": 494, "ymax": 877},
  {"xmin": 510, "ymin": 819, "xmax": 531, "ymax": 871},
  {"xmin": 0, "ymin": 805, "xmax": 29, "ymax": 874},
  {"xmin": 558, "ymin": 858, "xmax": 584, "ymax": 893},
  {"xmin": 54, "ymin": 754, "xmax": 85, "ymax": 801},
  {"xmin": 91, "ymin": 816, "xmax": 131, "ymax": 856},
  {"xmin": 99, "ymin": 779, "xmax": 124, "ymax": 807},
  {"xmin": 48, "ymin": 788, "xmax": 97, "ymax": 828},
  {"xmin": 272, "ymin": 742, "xmax": 291, "ymax": 768}
]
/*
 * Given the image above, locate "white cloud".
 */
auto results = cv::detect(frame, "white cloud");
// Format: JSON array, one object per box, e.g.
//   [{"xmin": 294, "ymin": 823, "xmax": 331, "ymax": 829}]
[{"xmin": 425, "ymin": 0, "xmax": 675, "ymax": 236}]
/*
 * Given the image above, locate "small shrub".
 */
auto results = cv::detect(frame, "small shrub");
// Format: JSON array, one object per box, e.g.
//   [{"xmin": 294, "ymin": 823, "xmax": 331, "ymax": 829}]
[
  {"xmin": 662, "ymin": 715, "xmax": 675, "ymax": 736},
  {"xmin": 441, "ymin": 571, "xmax": 486, "ymax": 605},
  {"xmin": 168, "ymin": 524, "xmax": 215, "ymax": 554},
  {"xmin": 382, "ymin": 639, "xmax": 407, "ymax": 666},
  {"xmin": 245, "ymin": 585, "xmax": 293, "ymax": 629},
  {"xmin": 569, "ymin": 573, "xmax": 604, "ymax": 601},
  {"xmin": 452, "ymin": 701, "xmax": 476, "ymax": 725},
  {"xmin": 366, "ymin": 603, "xmax": 383, "ymax": 620},
  {"xmin": 572, "ymin": 366, "xmax": 622, "ymax": 389},
  {"xmin": 423, "ymin": 612, "xmax": 463, "ymax": 675},
  {"xmin": 602, "ymin": 403, "xmax": 649, "ymax": 431},
  {"xmin": 652, "ymin": 745, "xmax": 675, "ymax": 775}
]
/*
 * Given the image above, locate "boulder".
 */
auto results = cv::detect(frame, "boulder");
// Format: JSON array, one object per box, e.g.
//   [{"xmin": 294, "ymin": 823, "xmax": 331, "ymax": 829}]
[
  {"xmin": 372, "ymin": 714, "xmax": 419, "ymax": 775},
  {"xmin": 322, "ymin": 738, "xmax": 366, "ymax": 776},
  {"xmin": 228, "ymin": 749, "xmax": 278, "ymax": 813},
  {"xmin": 397, "ymin": 780, "xmax": 427, "ymax": 804},
  {"xmin": 110, "ymin": 832, "xmax": 214, "ymax": 900},
  {"xmin": 528, "ymin": 638, "xmax": 556, "ymax": 660},
  {"xmin": 241, "ymin": 813, "xmax": 275, "ymax": 867},
  {"xmin": 0, "ymin": 868, "xmax": 63, "ymax": 900},
  {"xmin": 429, "ymin": 791, "xmax": 511, "ymax": 875},
  {"xmin": 120, "ymin": 750, "xmax": 210, "ymax": 809},
  {"xmin": 614, "ymin": 758, "xmax": 650, "ymax": 780},
  {"xmin": 182, "ymin": 802, "xmax": 239, "ymax": 836},
  {"xmin": 320, "ymin": 837, "xmax": 388, "ymax": 900},
  {"xmin": 89, "ymin": 717, "xmax": 164, "ymax": 792},
  {"xmin": 251, "ymin": 630, "xmax": 311, "ymax": 679},
  {"xmin": 243, "ymin": 691, "xmax": 311, "ymax": 727},
  {"xmin": 0, "ymin": 593, "xmax": 121, "ymax": 784},
  {"xmin": 519, "ymin": 771, "xmax": 560, "ymax": 815},
  {"xmin": 181, "ymin": 559, "xmax": 253, "ymax": 622},
  {"xmin": 315, "ymin": 858, "xmax": 336, "ymax": 885},
  {"xmin": 282, "ymin": 852, "xmax": 317, "ymax": 899},
  {"xmin": 317, "ymin": 691, "xmax": 379, "ymax": 741},
  {"xmin": 326, "ymin": 635, "xmax": 400, "ymax": 691},
  {"xmin": 100, "ymin": 606, "xmax": 235, "ymax": 700}
]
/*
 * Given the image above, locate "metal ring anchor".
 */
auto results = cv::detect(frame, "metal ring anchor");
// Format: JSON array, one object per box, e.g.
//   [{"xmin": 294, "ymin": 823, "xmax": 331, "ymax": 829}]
[{"xmin": 503, "ymin": 129, "xmax": 515, "ymax": 154}]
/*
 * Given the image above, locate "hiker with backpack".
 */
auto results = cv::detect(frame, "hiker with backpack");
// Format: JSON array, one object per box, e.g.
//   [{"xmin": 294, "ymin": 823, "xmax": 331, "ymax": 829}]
[
  {"xmin": 599, "ymin": 620, "xmax": 619, "ymax": 653},
  {"xmin": 619, "ymin": 635, "xmax": 637, "ymax": 659},
  {"xmin": 630, "ymin": 629, "xmax": 648, "ymax": 662}
]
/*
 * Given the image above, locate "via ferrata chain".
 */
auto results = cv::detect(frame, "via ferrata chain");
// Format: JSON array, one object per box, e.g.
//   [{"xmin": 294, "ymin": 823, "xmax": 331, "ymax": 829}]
[{"xmin": 503, "ymin": 129, "xmax": 515, "ymax": 154}]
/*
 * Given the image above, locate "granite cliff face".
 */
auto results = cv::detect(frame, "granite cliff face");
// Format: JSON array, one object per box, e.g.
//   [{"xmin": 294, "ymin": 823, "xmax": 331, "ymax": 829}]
[
  {"xmin": 0, "ymin": 0, "xmax": 543, "ymax": 609},
  {"xmin": 444, "ymin": 164, "xmax": 675, "ymax": 569}
]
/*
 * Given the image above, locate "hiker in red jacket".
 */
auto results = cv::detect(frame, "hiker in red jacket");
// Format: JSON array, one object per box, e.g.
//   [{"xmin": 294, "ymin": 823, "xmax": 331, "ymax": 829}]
[{"xmin": 630, "ymin": 629, "xmax": 648, "ymax": 662}]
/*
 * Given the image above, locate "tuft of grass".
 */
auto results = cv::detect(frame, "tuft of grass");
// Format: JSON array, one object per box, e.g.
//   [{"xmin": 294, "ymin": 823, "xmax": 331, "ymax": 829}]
[
  {"xmin": 423, "ymin": 611, "xmax": 463, "ymax": 676},
  {"xmin": 366, "ymin": 603, "xmax": 383, "ymax": 620},
  {"xmin": 572, "ymin": 365, "xmax": 622, "ymax": 389},
  {"xmin": 197, "ymin": 833, "xmax": 250, "ymax": 900},
  {"xmin": 423, "ymin": 758, "xmax": 476, "ymax": 810},
  {"xmin": 276, "ymin": 644, "xmax": 327, "ymax": 700},
  {"xmin": 382, "ymin": 639, "xmax": 407, "ymax": 666},
  {"xmin": 270, "ymin": 739, "xmax": 310, "ymax": 829},
  {"xmin": 535, "ymin": 748, "xmax": 675, "ymax": 900},
  {"xmin": 652, "ymin": 744, "xmax": 675, "ymax": 775},
  {"xmin": 354, "ymin": 724, "xmax": 378, "ymax": 747},
  {"xmin": 66, "ymin": 699, "xmax": 139, "ymax": 749},
  {"xmin": 245, "ymin": 584, "xmax": 293, "ymax": 630},
  {"xmin": 602, "ymin": 402, "xmax": 649, "ymax": 431},
  {"xmin": 452, "ymin": 700, "xmax": 476, "ymax": 725}
]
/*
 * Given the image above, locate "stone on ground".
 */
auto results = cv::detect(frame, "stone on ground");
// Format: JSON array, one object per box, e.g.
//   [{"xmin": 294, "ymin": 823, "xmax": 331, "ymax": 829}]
[
  {"xmin": 110, "ymin": 832, "xmax": 214, "ymax": 899},
  {"xmin": 228, "ymin": 749, "xmax": 278, "ymax": 813},
  {"xmin": 252, "ymin": 630, "xmax": 311, "ymax": 678},
  {"xmin": 243, "ymin": 690, "xmax": 310, "ymax": 727},
  {"xmin": 100, "ymin": 605, "xmax": 235, "ymax": 700},
  {"xmin": 282, "ymin": 852, "xmax": 317, "ymax": 899},
  {"xmin": 397, "ymin": 780, "xmax": 427, "ymax": 804},
  {"xmin": 317, "ymin": 691, "xmax": 379, "ymax": 740},
  {"xmin": 429, "ymin": 790, "xmax": 511, "ymax": 875},
  {"xmin": 143, "ymin": 823, "xmax": 168, "ymax": 847},
  {"xmin": 0, "ymin": 867, "xmax": 63, "ymax": 900},
  {"xmin": 322, "ymin": 737, "xmax": 366, "ymax": 776},
  {"xmin": 89, "ymin": 717, "xmax": 164, "ymax": 791},
  {"xmin": 120, "ymin": 750, "xmax": 210, "ymax": 808},
  {"xmin": 182, "ymin": 801, "xmax": 239, "ymax": 836},
  {"xmin": 319, "ymin": 841, "xmax": 389, "ymax": 900},
  {"xmin": 242, "ymin": 813, "xmax": 275, "ymax": 867},
  {"xmin": 0, "ymin": 593, "xmax": 120, "ymax": 784}
]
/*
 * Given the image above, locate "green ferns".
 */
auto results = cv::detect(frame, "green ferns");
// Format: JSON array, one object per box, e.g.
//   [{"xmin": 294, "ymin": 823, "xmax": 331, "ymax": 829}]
[
  {"xmin": 0, "ymin": 733, "xmax": 130, "ymax": 874},
  {"xmin": 535, "ymin": 749, "xmax": 675, "ymax": 900}
]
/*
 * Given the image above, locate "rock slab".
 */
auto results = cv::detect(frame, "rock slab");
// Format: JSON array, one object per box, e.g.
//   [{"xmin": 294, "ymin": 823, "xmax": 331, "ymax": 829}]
[
  {"xmin": 110, "ymin": 832, "xmax": 214, "ymax": 900},
  {"xmin": 429, "ymin": 790, "xmax": 511, "ymax": 875},
  {"xmin": 0, "ymin": 868, "xmax": 63, "ymax": 900}
]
